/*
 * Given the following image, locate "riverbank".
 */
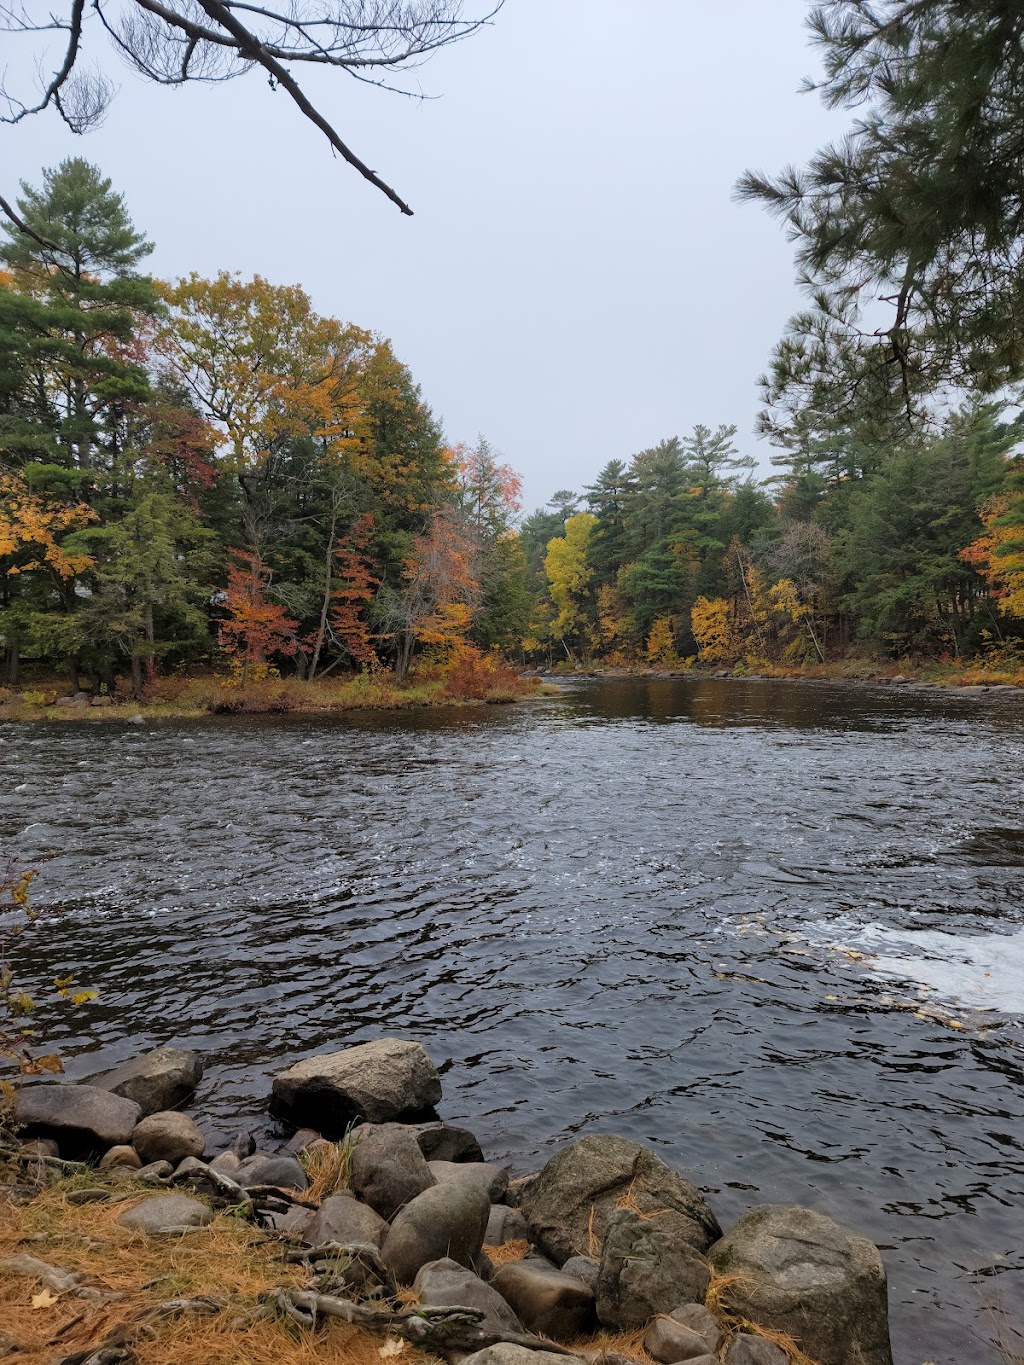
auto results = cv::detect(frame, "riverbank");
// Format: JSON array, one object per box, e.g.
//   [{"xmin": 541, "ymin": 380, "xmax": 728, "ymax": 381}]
[
  {"xmin": 0, "ymin": 671, "xmax": 561, "ymax": 724},
  {"xmin": 3, "ymin": 1041, "xmax": 892, "ymax": 1365}
]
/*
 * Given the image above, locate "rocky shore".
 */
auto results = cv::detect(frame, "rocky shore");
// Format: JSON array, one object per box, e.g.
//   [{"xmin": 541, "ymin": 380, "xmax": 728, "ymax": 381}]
[{"xmin": 5, "ymin": 1039, "xmax": 893, "ymax": 1365}]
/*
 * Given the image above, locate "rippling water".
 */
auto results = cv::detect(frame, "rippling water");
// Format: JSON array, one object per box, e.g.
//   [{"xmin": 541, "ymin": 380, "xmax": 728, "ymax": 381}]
[{"xmin": 3, "ymin": 678, "xmax": 1023, "ymax": 1365}]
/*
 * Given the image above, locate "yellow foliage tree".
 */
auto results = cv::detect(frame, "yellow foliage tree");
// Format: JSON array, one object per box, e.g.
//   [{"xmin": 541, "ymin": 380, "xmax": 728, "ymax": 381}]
[
  {"xmin": 0, "ymin": 472, "xmax": 96, "ymax": 579},
  {"xmin": 646, "ymin": 615, "xmax": 678, "ymax": 666},
  {"xmin": 691, "ymin": 595, "xmax": 739, "ymax": 663},
  {"xmin": 961, "ymin": 493, "xmax": 1024, "ymax": 619},
  {"xmin": 545, "ymin": 512, "xmax": 596, "ymax": 653}
]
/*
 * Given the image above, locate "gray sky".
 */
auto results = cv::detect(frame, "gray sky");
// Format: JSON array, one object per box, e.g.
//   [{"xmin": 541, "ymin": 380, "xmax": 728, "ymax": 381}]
[{"xmin": 5, "ymin": 1, "xmax": 846, "ymax": 510}]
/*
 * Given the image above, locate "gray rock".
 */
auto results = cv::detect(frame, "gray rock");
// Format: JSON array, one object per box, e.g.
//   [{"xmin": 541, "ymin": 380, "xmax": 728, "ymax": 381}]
[
  {"xmin": 231, "ymin": 1131, "xmax": 256, "ymax": 1159},
  {"xmin": 561, "ymin": 1256, "xmax": 600, "ymax": 1291},
  {"xmin": 666, "ymin": 1304, "xmax": 723, "ymax": 1355},
  {"xmin": 410, "ymin": 1122, "xmax": 485, "ymax": 1164},
  {"xmin": 475, "ymin": 1248, "xmax": 494, "ymax": 1281},
  {"xmin": 208, "ymin": 1151, "xmax": 241, "ymax": 1172},
  {"xmin": 460, "ymin": 1347, "xmax": 584, "ymax": 1365},
  {"xmin": 266, "ymin": 1206, "xmax": 315, "ymax": 1236},
  {"xmin": 303, "ymin": 1192, "xmax": 388, "ymax": 1249},
  {"xmin": 414, "ymin": 1257, "xmax": 524, "ymax": 1335},
  {"xmin": 235, "ymin": 1153, "xmax": 308, "ymax": 1191},
  {"xmin": 595, "ymin": 1208, "xmax": 711, "ymax": 1329},
  {"xmin": 521, "ymin": 1135, "xmax": 720, "ymax": 1266},
  {"xmin": 132, "ymin": 1111, "xmax": 205, "ymax": 1165},
  {"xmin": 15, "ymin": 1084, "xmax": 141, "ymax": 1157},
  {"xmin": 284, "ymin": 1128, "xmax": 322, "ymax": 1155},
  {"xmin": 20, "ymin": 1137, "xmax": 60, "ymax": 1160},
  {"xmin": 350, "ymin": 1123, "xmax": 435, "ymax": 1220},
  {"xmin": 382, "ymin": 1179, "xmax": 490, "ymax": 1284},
  {"xmin": 505, "ymin": 1174, "xmax": 537, "ymax": 1208},
  {"xmin": 725, "ymin": 1336, "xmax": 788, "ymax": 1365},
  {"xmin": 709, "ymin": 1205, "xmax": 892, "ymax": 1365},
  {"xmin": 135, "ymin": 1160, "xmax": 174, "ymax": 1184},
  {"xmin": 644, "ymin": 1318, "xmax": 716, "ymax": 1363},
  {"xmin": 491, "ymin": 1259, "xmax": 597, "ymax": 1341},
  {"xmin": 271, "ymin": 1039, "xmax": 442, "ymax": 1133},
  {"xmin": 429, "ymin": 1160, "xmax": 509, "ymax": 1203},
  {"xmin": 89, "ymin": 1048, "xmax": 203, "ymax": 1117},
  {"xmin": 485, "ymin": 1204, "xmax": 529, "ymax": 1246},
  {"xmin": 116, "ymin": 1193, "xmax": 213, "ymax": 1235},
  {"xmin": 98, "ymin": 1145, "xmax": 143, "ymax": 1172}
]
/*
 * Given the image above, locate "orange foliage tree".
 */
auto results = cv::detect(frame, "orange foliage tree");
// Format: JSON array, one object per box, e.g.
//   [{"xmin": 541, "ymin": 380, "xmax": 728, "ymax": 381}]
[
  {"xmin": 328, "ymin": 514, "xmax": 380, "ymax": 670},
  {"xmin": 218, "ymin": 550, "xmax": 299, "ymax": 685},
  {"xmin": 961, "ymin": 492, "xmax": 1024, "ymax": 620}
]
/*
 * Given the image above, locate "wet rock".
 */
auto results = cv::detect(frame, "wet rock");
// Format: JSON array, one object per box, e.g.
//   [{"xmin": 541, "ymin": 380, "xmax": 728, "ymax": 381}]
[
  {"xmin": 485, "ymin": 1204, "xmax": 529, "ymax": 1246},
  {"xmin": 414, "ymin": 1257, "xmax": 524, "ymax": 1335},
  {"xmin": 410, "ymin": 1121, "xmax": 485, "ymax": 1164},
  {"xmin": 709, "ymin": 1204, "xmax": 892, "ymax": 1365},
  {"xmin": 561, "ymin": 1256, "xmax": 600, "ymax": 1291},
  {"xmin": 271, "ymin": 1039, "xmax": 442, "ymax": 1133},
  {"xmin": 284, "ymin": 1128, "xmax": 322, "ymax": 1156},
  {"xmin": 132, "ymin": 1111, "xmax": 205, "ymax": 1165},
  {"xmin": 460, "ymin": 1346, "xmax": 584, "ymax": 1365},
  {"xmin": 491, "ymin": 1258, "xmax": 597, "ymax": 1340},
  {"xmin": 235, "ymin": 1153, "xmax": 308, "ymax": 1191},
  {"xmin": 350, "ymin": 1123, "xmax": 435, "ymax": 1220},
  {"xmin": 429, "ymin": 1159, "xmax": 509, "ymax": 1203},
  {"xmin": 116, "ymin": 1193, "xmax": 213, "ymax": 1235},
  {"xmin": 665, "ymin": 1305, "xmax": 722, "ymax": 1355},
  {"xmin": 15, "ymin": 1084, "xmax": 141, "ymax": 1158},
  {"xmin": 98, "ymin": 1145, "xmax": 143, "ymax": 1172},
  {"xmin": 90, "ymin": 1047, "xmax": 203, "ymax": 1117},
  {"xmin": 521, "ymin": 1135, "xmax": 720, "ymax": 1266},
  {"xmin": 382, "ymin": 1179, "xmax": 490, "ymax": 1283},
  {"xmin": 231, "ymin": 1131, "xmax": 256, "ymax": 1159},
  {"xmin": 725, "ymin": 1337, "xmax": 788, "ymax": 1365},
  {"xmin": 595, "ymin": 1208, "xmax": 711, "ymax": 1329},
  {"xmin": 303, "ymin": 1192, "xmax": 388, "ymax": 1249},
  {"xmin": 644, "ymin": 1317, "xmax": 716, "ymax": 1363}
]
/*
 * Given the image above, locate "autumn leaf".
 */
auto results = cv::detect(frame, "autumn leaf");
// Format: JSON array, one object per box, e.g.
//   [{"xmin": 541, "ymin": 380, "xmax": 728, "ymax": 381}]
[
  {"xmin": 32, "ymin": 1288, "xmax": 59, "ymax": 1309},
  {"xmin": 21, "ymin": 1054, "xmax": 65, "ymax": 1076}
]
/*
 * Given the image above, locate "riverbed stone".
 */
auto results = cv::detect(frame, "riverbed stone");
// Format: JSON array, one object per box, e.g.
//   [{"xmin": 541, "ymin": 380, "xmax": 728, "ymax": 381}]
[
  {"xmin": 350, "ymin": 1123, "xmax": 435, "ymax": 1220},
  {"xmin": 410, "ymin": 1121, "xmax": 485, "ymax": 1163},
  {"xmin": 234, "ymin": 1153, "xmax": 308, "ymax": 1191},
  {"xmin": 132, "ymin": 1111, "xmax": 205, "ymax": 1165},
  {"xmin": 208, "ymin": 1151, "xmax": 241, "ymax": 1172},
  {"xmin": 666, "ymin": 1305, "xmax": 723, "ymax": 1355},
  {"xmin": 644, "ymin": 1317, "xmax": 717, "ymax": 1363},
  {"xmin": 20, "ymin": 1137, "xmax": 60, "ymax": 1160},
  {"xmin": 429, "ymin": 1159, "xmax": 509, "ymax": 1203},
  {"xmin": 485, "ymin": 1204, "xmax": 529, "ymax": 1246},
  {"xmin": 414, "ymin": 1257, "xmax": 524, "ymax": 1335},
  {"xmin": 135, "ymin": 1160, "xmax": 174, "ymax": 1184},
  {"xmin": 595, "ymin": 1208, "xmax": 712, "ymax": 1329},
  {"xmin": 116, "ymin": 1193, "xmax": 213, "ymax": 1235},
  {"xmin": 560, "ymin": 1255, "xmax": 600, "ymax": 1290},
  {"xmin": 98, "ymin": 1145, "xmax": 143, "ymax": 1172},
  {"xmin": 15, "ymin": 1084, "xmax": 141, "ymax": 1158},
  {"xmin": 725, "ymin": 1337, "xmax": 788, "ymax": 1365},
  {"xmin": 709, "ymin": 1204, "xmax": 893, "ymax": 1365},
  {"xmin": 521, "ymin": 1135, "xmax": 721, "ymax": 1266},
  {"xmin": 271, "ymin": 1039, "xmax": 442, "ymax": 1132},
  {"xmin": 491, "ymin": 1258, "xmax": 597, "ymax": 1340},
  {"xmin": 382, "ymin": 1179, "xmax": 490, "ymax": 1283},
  {"xmin": 303, "ymin": 1192, "xmax": 388, "ymax": 1249},
  {"xmin": 460, "ymin": 1347, "xmax": 585, "ymax": 1365},
  {"xmin": 89, "ymin": 1047, "xmax": 203, "ymax": 1116}
]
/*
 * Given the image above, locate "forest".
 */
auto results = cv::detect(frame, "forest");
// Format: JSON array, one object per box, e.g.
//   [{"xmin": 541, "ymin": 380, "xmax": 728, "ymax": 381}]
[{"xmin": 2, "ymin": 155, "xmax": 1024, "ymax": 706}]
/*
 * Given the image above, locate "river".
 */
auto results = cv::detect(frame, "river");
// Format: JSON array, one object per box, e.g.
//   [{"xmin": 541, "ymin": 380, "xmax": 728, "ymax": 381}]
[{"xmin": 2, "ymin": 677, "xmax": 1023, "ymax": 1365}]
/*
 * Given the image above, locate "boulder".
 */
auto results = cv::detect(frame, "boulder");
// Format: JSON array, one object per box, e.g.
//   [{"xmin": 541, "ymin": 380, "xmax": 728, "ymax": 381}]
[
  {"xmin": 414, "ymin": 1257, "xmax": 524, "ymax": 1335},
  {"xmin": 429, "ymin": 1160, "xmax": 509, "ymax": 1203},
  {"xmin": 98, "ymin": 1145, "xmax": 143, "ymax": 1172},
  {"xmin": 491, "ymin": 1259, "xmax": 597, "ymax": 1341},
  {"xmin": 90, "ymin": 1047, "xmax": 203, "ymax": 1116},
  {"xmin": 485, "ymin": 1204, "xmax": 529, "ymax": 1246},
  {"xmin": 234, "ymin": 1153, "xmax": 308, "ymax": 1191},
  {"xmin": 644, "ymin": 1318, "xmax": 717, "ymax": 1364},
  {"xmin": 271, "ymin": 1039, "xmax": 441, "ymax": 1133},
  {"xmin": 266, "ymin": 1206, "xmax": 315, "ymax": 1236},
  {"xmin": 505, "ymin": 1174, "xmax": 537, "ymax": 1208},
  {"xmin": 725, "ymin": 1337, "xmax": 788, "ymax": 1365},
  {"xmin": 15, "ymin": 1084, "xmax": 141, "ymax": 1158},
  {"xmin": 382, "ymin": 1180, "xmax": 490, "ymax": 1284},
  {"xmin": 284, "ymin": 1128, "xmax": 322, "ymax": 1156},
  {"xmin": 709, "ymin": 1205, "xmax": 892, "ymax": 1365},
  {"xmin": 410, "ymin": 1122, "xmax": 485, "ymax": 1164},
  {"xmin": 303, "ymin": 1193, "xmax": 388, "ymax": 1249},
  {"xmin": 595, "ymin": 1208, "xmax": 711, "ymax": 1329},
  {"xmin": 208, "ymin": 1151, "xmax": 241, "ymax": 1173},
  {"xmin": 560, "ymin": 1256, "xmax": 600, "ymax": 1291},
  {"xmin": 116, "ymin": 1193, "xmax": 212, "ymax": 1235},
  {"xmin": 521, "ymin": 1135, "xmax": 720, "ymax": 1266},
  {"xmin": 460, "ymin": 1347, "xmax": 584, "ymax": 1365},
  {"xmin": 132, "ymin": 1111, "xmax": 205, "ymax": 1165},
  {"xmin": 665, "ymin": 1305, "xmax": 723, "ymax": 1356},
  {"xmin": 350, "ymin": 1123, "xmax": 435, "ymax": 1220}
]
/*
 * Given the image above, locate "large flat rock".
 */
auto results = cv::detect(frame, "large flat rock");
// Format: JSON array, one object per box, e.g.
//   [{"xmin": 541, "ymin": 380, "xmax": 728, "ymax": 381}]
[
  {"xmin": 15, "ymin": 1084, "xmax": 141, "ymax": 1158},
  {"xmin": 271, "ymin": 1039, "xmax": 441, "ymax": 1133}
]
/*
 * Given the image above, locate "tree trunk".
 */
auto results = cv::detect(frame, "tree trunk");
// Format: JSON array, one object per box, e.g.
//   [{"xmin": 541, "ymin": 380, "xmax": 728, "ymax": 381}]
[
  {"xmin": 309, "ymin": 510, "xmax": 338, "ymax": 681},
  {"xmin": 5, "ymin": 640, "xmax": 18, "ymax": 687}
]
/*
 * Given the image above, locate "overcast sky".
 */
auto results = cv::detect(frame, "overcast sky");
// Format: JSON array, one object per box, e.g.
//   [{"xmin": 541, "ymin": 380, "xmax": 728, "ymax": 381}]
[{"xmin": 5, "ymin": 1, "xmax": 847, "ymax": 510}]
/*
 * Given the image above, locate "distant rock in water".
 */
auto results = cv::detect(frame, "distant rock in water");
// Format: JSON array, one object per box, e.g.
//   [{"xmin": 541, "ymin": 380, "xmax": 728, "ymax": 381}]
[
  {"xmin": 270, "ymin": 1038, "xmax": 442, "ymax": 1133},
  {"xmin": 89, "ymin": 1047, "xmax": 203, "ymax": 1116}
]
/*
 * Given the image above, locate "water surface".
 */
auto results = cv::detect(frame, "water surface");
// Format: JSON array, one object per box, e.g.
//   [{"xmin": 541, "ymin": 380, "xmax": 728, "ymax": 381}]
[{"xmin": 3, "ymin": 678, "xmax": 1023, "ymax": 1365}]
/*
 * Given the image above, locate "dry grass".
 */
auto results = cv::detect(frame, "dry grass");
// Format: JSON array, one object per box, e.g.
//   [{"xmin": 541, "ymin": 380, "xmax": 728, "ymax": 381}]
[
  {"xmin": 580, "ymin": 1324, "xmax": 653, "ymax": 1362},
  {"xmin": 482, "ymin": 1238, "xmax": 529, "ymax": 1267},
  {"xmin": 300, "ymin": 1138, "xmax": 354, "ymax": 1204}
]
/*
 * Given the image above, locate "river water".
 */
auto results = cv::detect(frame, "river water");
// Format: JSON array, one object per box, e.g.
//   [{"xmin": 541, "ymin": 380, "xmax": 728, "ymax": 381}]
[{"xmin": 2, "ymin": 678, "xmax": 1023, "ymax": 1365}]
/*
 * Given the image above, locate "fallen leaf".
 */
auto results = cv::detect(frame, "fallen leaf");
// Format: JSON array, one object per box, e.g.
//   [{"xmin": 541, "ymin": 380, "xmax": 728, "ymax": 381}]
[
  {"xmin": 379, "ymin": 1340, "xmax": 406, "ymax": 1358},
  {"xmin": 31, "ymin": 1289, "xmax": 58, "ymax": 1309}
]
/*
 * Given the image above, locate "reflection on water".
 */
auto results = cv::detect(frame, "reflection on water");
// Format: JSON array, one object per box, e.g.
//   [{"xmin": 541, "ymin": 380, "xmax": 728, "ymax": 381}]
[{"xmin": 2, "ymin": 678, "xmax": 1023, "ymax": 1365}]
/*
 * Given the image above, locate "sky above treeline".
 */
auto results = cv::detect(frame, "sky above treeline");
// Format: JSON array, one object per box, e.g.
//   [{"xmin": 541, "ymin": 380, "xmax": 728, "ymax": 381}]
[{"xmin": 5, "ymin": 0, "xmax": 847, "ymax": 510}]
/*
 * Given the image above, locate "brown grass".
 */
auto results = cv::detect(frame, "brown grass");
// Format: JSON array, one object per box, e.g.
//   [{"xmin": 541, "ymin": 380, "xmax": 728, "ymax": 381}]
[
  {"xmin": 482, "ymin": 1238, "xmax": 529, "ymax": 1267},
  {"xmin": 300, "ymin": 1138, "xmax": 354, "ymax": 1204}
]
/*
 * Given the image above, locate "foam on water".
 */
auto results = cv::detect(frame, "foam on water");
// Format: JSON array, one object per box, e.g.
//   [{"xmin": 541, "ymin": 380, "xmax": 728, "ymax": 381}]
[{"xmin": 859, "ymin": 923, "xmax": 1024, "ymax": 1014}]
